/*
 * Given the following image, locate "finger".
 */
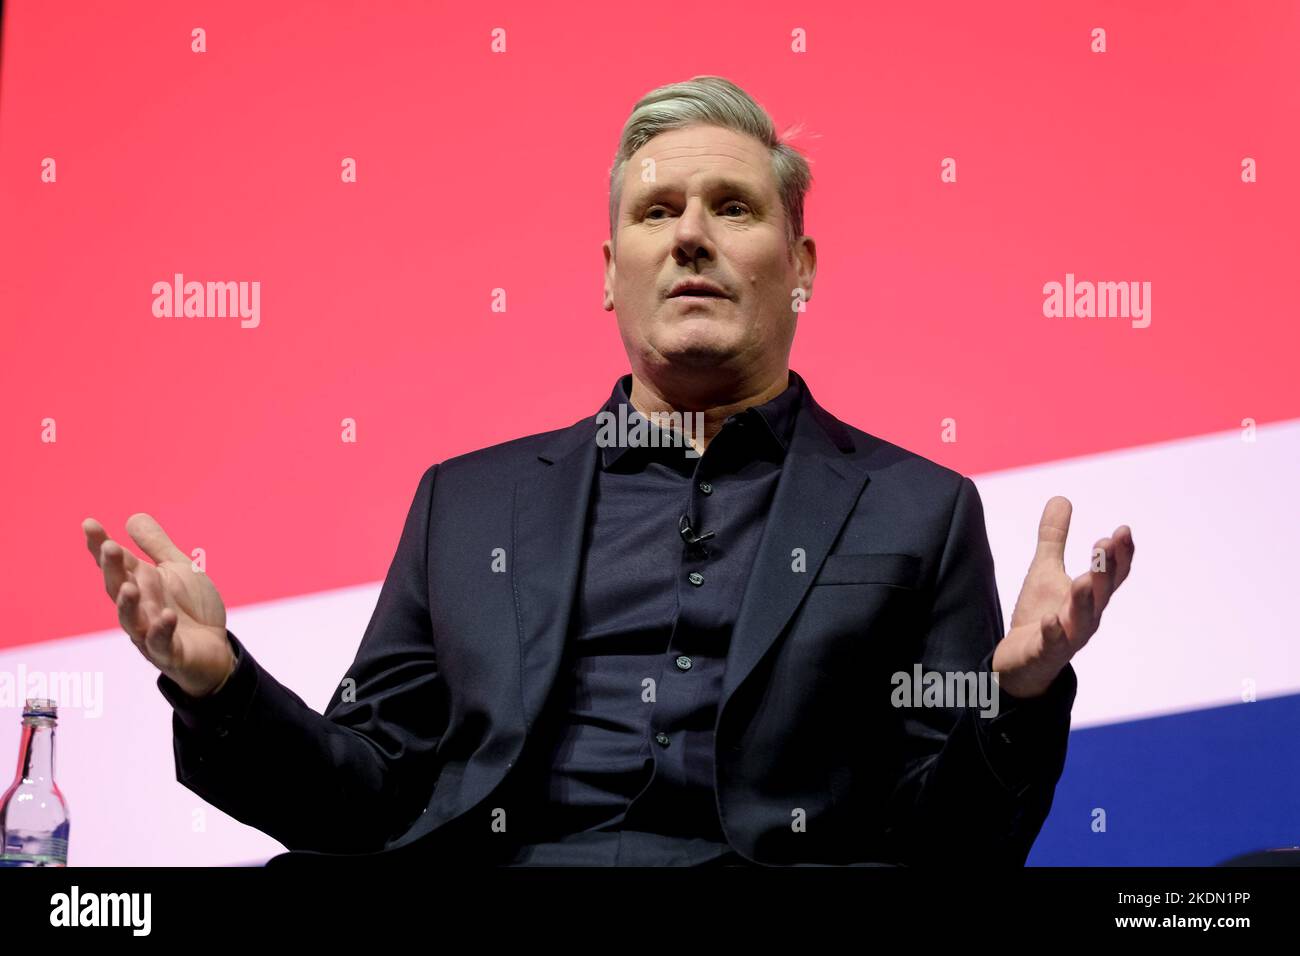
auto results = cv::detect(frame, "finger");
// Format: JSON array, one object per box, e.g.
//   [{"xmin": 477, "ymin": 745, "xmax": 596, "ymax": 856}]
[
  {"xmin": 1040, "ymin": 611, "xmax": 1071, "ymax": 660},
  {"xmin": 143, "ymin": 606, "xmax": 179, "ymax": 664},
  {"xmin": 1111, "ymin": 525, "xmax": 1135, "ymax": 589},
  {"xmin": 1088, "ymin": 528, "xmax": 1135, "ymax": 619},
  {"xmin": 83, "ymin": 517, "xmax": 108, "ymax": 566},
  {"xmin": 135, "ymin": 561, "xmax": 169, "ymax": 623},
  {"xmin": 115, "ymin": 578, "xmax": 148, "ymax": 643},
  {"xmin": 1063, "ymin": 570, "xmax": 1097, "ymax": 642},
  {"xmin": 100, "ymin": 538, "xmax": 139, "ymax": 600},
  {"xmin": 1033, "ymin": 496, "xmax": 1073, "ymax": 568},
  {"xmin": 124, "ymin": 513, "xmax": 189, "ymax": 566},
  {"xmin": 1089, "ymin": 536, "xmax": 1119, "ymax": 610},
  {"xmin": 96, "ymin": 532, "xmax": 141, "ymax": 569}
]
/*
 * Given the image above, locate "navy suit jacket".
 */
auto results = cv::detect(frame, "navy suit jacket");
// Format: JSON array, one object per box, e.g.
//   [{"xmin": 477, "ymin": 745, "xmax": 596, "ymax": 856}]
[{"xmin": 163, "ymin": 376, "xmax": 1076, "ymax": 867}]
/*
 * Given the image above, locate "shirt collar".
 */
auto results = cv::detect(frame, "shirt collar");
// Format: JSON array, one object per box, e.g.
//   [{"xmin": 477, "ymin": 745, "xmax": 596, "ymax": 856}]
[{"xmin": 597, "ymin": 369, "xmax": 805, "ymax": 471}]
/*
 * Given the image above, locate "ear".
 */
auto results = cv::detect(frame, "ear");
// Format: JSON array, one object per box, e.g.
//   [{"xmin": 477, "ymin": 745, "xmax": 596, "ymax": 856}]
[
  {"xmin": 795, "ymin": 235, "xmax": 817, "ymax": 301},
  {"xmin": 602, "ymin": 238, "xmax": 616, "ymax": 311}
]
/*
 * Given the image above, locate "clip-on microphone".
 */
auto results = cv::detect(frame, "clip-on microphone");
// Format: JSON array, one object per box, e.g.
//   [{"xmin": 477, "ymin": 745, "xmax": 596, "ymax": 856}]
[{"xmin": 679, "ymin": 513, "xmax": 716, "ymax": 548}]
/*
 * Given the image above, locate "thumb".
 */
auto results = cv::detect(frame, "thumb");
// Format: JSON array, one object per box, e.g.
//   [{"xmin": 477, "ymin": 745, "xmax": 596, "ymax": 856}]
[
  {"xmin": 1033, "ymin": 496, "xmax": 1072, "ymax": 567},
  {"xmin": 124, "ymin": 513, "xmax": 188, "ymax": 565},
  {"xmin": 1041, "ymin": 611, "xmax": 1070, "ymax": 658}
]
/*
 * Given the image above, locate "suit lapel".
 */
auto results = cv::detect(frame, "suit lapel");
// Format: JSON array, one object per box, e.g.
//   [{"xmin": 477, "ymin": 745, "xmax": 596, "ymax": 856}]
[
  {"xmin": 511, "ymin": 418, "xmax": 599, "ymax": 733},
  {"xmin": 720, "ymin": 390, "xmax": 870, "ymax": 708}
]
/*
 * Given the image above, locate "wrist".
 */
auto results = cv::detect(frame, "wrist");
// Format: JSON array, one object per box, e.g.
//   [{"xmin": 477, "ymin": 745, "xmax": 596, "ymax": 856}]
[{"xmin": 174, "ymin": 634, "xmax": 236, "ymax": 699}]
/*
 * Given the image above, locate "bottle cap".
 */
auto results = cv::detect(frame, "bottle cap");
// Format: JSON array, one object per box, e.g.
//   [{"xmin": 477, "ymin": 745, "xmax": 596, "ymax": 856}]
[{"xmin": 22, "ymin": 698, "xmax": 57, "ymax": 718}]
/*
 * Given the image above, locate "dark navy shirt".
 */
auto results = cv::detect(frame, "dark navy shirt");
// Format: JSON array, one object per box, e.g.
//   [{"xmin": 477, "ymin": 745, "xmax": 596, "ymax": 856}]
[{"xmin": 494, "ymin": 370, "xmax": 804, "ymax": 865}]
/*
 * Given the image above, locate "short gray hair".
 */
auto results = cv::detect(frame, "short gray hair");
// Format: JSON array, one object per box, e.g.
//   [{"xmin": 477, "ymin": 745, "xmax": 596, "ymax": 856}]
[{"xmin": 608, "ymin": 75, "xmax": 813, "ymax": 250}]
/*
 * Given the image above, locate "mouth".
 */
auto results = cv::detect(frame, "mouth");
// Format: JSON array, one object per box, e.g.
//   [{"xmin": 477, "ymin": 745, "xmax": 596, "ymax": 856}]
[
  {"xmin": 668, "ymin": 284, "xmax": 731, "ymax": 301},
  {"xmin": 670, "ymin": 293, "xmax": 728, "ymax": 303}
]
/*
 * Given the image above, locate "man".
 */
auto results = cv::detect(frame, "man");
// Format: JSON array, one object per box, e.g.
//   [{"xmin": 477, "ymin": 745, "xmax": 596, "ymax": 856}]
[{"xmin": 82, "ymin": 76, "xmax": 1134, "ymax": 867}]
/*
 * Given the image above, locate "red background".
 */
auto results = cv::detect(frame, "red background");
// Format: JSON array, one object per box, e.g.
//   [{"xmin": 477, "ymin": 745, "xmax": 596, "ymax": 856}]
[{"xmin": 1, "ymin": 0, "xmax": 1295, "ymax": 649}]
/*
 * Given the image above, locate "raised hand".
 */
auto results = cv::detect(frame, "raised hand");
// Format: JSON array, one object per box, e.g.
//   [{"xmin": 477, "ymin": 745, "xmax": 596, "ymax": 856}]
[
  {"xmin": 83, "ymin": 513, "xmax": 235, "ymax": 699},
  {"xmin": 992, "ymin": 496, "xmax": 1135, "ymax": 698}
]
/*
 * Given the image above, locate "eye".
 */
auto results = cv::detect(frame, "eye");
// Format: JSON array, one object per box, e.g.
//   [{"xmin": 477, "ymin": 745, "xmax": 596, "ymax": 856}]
[
  {"xmin": 644, "ymin": 206, "xmax": 669, "ymax": 220},
  {"xmin": 722, "ymin": 202, "xmax": 750, "ymax": 217}
]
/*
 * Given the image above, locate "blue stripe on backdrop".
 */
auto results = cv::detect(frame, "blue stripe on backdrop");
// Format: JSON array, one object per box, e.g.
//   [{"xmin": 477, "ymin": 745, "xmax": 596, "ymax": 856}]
[{"xmin": 1028, "ymin": 692, "xmax": 1300, "ymax": 866}]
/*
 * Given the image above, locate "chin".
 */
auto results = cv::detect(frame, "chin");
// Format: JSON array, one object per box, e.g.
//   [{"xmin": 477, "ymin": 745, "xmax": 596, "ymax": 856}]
[
  {"xmin": 632, "ymin": 315, "xmax": 745, "ymax": 370},
  {"xmin": 656, "ymin": 341, "xmax": 739, "ymax": 369}
]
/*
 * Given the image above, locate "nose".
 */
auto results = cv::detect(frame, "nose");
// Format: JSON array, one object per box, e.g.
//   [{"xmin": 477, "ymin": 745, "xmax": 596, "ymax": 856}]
[{"xmin": 671, "ymin": 198, "xmax": 715, "ymax": 267}]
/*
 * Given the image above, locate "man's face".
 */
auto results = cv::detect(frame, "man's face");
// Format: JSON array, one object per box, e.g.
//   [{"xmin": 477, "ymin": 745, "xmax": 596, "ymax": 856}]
[{"xmin": 603, "ymin": 124, "xmax": 816, "ymax": 386}]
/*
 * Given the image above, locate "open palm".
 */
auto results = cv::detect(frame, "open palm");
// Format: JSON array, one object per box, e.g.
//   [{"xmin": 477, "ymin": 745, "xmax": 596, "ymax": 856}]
[
  {"xmin": 993, "ymin": 496, "xmax": 1135, "ymax": 698},
  {"xmin": 83, "ymin": 513, "xmax": 233, "ymax": 698}
]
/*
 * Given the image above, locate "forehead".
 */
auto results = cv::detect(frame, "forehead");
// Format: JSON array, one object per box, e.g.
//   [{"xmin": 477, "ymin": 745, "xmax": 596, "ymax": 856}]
[{"xmin": 624, "ymin": 124, "xmax": 775, "ymax": 195}]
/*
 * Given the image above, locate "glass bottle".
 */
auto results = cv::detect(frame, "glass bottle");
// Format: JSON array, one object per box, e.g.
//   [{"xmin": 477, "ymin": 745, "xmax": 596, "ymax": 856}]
[{"xmin": 0, "ymin": 698, "xmax": 70, "ymax": 866}]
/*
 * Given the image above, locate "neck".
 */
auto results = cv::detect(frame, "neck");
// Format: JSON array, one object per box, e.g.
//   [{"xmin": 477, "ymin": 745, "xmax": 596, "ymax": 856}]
[{"xmin": 626, "ymin": 366, "xmax": 791, "ymax": 454}]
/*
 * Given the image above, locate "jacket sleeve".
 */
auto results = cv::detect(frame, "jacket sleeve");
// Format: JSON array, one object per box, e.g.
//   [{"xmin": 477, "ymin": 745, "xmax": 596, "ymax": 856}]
[
  {"xmin": 155, "ymin": 463, "xmax": 448, "ymax": 854},
  {"xmin": 879, "ymin": 476, "xmax": 1076, "ymax": 866}
]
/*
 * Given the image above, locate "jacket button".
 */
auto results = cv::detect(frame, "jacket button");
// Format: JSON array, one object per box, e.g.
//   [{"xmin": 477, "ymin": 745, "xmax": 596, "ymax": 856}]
[
  {"xmin": 688, "ymin": 572, "xmax": 704, "ymax": 586},
  {"xmin": 654, "ymin": 732, "xmax": 671, "ymax": 748},
  {"xmin": 675, "ymin": 655, "xmax": 693, "ymax": 671}
]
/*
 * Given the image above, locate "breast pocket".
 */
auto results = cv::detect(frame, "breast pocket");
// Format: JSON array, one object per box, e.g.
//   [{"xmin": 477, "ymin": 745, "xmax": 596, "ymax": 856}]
[
  {"xmin": 813, "ymin": 552, "xmax": 922, "ymax": 589},
  {"xmin": 790, "ymin": 552, "xmax": 925, "ymax": 680}
]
